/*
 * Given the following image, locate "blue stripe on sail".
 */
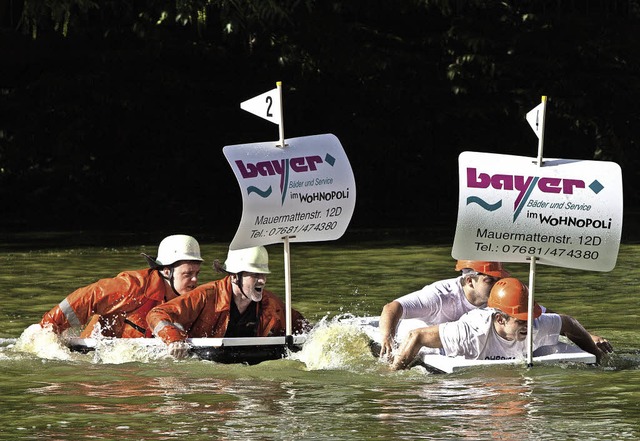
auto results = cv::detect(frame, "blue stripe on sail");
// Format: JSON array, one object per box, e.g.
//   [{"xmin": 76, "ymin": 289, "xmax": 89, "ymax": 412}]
[
  {"xmin": 466, "ymin": 196, "xmax": 502, "ymax": 211},
  {"xmin": 247, "ymin": 186, "xmax": 273, "ymax": 198}
]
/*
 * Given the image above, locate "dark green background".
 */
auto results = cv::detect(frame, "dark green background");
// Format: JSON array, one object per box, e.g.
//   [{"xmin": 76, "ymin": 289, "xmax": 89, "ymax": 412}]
[{"xmin": 1, "ymin": 1, "xmax": 638, "ymax": 243}]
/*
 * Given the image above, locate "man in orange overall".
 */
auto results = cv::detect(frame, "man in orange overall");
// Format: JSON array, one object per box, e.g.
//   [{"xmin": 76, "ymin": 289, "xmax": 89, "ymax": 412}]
[
  {"xmin": 40, "ymin": 234, "xmax": 203, "ymax": 338},
  {"xmin": 146, "ymin": 245, "xmax": 309, "ymax": 358}
]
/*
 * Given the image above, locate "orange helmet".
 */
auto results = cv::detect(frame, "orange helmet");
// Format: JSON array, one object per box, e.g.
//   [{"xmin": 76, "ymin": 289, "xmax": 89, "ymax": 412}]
[
  {"xmin": 487, "ymin": 278, "xmax": 542, "ymax": 320},
  {"xmin": 455, "ymin": 260, "xmax": 510, "ymax": 278}
]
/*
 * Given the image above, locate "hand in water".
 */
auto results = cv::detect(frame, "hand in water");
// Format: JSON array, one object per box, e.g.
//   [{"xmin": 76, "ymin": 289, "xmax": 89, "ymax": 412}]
[
  {"xmin": 591, "ymin": 334, "xmax": 613, "ymax": 353},
  {"xmin": 378, "ymin": 335, "xmax": 395, "ymax": 361},
  {"xmin": 167, "ymin": 341, "xmax": 191, "ymax": 359}
]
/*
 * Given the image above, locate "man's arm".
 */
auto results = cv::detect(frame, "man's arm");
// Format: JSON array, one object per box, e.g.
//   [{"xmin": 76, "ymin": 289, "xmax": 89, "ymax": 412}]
[
  {"xmin": 559, "ymin": 314, "xmax": 605, "ymax": 363},
  {"xmin": 391, "ymin": 324, "xmax": 443, "ymax": 370},
  {"xmin": 147, "ymin": 302, "xmax": 192, "ymax": 359},
  {"xmin": 40, "ymin": 272, "xmax": 145, "ymax": 334},
  {"xmin": 379, "ymin": 301, "xmax": 403, "ymax": 359},
  {"xmin": 147, "ymin": 302, "xmax": 189, "ymax": 344},
  {"xmin": 545, "ymin": 307, "xmax": 612, "ymax": 353}
]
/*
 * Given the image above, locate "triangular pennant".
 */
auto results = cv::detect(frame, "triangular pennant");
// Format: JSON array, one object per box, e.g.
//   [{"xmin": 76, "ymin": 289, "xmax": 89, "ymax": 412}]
[
  {"xmin": 240, "ymin": 87, "xmax": 281, "ymax": 125},
  {"xmin": 526, "ymin": 102, "xmax": 544, "ymax": 139}
]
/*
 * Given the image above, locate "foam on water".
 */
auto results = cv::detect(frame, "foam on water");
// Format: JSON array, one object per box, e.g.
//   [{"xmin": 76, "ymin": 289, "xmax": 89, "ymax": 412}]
[
  {"xmin": 0, "ymin": 338, "xmax": 17, "ymax": 345},
  {"xmin": 91, "ymin": 339, "xmax": 169, "ymax": 364},
  {"xmin": 8, "ymin": 324, "xmax": 170, "ymax": 364}
]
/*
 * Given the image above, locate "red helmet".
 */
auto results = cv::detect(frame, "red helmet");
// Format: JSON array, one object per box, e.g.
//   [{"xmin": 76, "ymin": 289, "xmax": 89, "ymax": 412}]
[
  {"xmin": 454, "ymin": 260, "xmax": 510, "ymax": 278},
  {"xmin": 487, "ymin": 278, "xmax": 542, "ymax": 320}
]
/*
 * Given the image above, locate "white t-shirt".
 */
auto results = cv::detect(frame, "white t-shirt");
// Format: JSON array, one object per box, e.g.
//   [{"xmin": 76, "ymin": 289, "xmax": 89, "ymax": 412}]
[
  {"xmin": 439, "ymin": 309, "xmax": 562, "ymax": 360},
  {"xmin": 393, "ymin": 277, "xmax": 549, "ymax": 344},
  {"xmin": 393, "ymin": 277, "xmax": 475, "ymax": 342},
  {"xmin": 396, "ymin": 277, "xmax": 474, "ymax": 324}
]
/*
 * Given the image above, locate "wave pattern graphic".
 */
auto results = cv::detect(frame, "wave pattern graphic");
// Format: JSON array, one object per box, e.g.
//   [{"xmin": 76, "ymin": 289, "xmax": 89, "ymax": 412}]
[
  {"xmin": 466, "ymin": 196, "xmax": 502, "ymax": 211},
  {"xmin": 247, "ymin": 185, "xmax": 273, "ymax": 198}
]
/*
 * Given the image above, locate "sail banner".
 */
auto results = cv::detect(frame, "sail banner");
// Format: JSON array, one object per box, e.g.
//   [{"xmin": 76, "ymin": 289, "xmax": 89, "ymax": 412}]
[
  {"xmin": 223, "ymin": 134, "xmax": 356, "ymax": 250},
  {"xmin": 451, "ymin": 151, "xmax": 623, "ymax": 271}
]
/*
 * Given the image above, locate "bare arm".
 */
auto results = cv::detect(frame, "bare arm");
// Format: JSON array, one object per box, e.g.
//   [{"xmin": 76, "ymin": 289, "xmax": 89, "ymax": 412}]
[
  {"xmin": 391, "ymin": 325, "xmax": 443, "ymax": 370},
  {"xmin": 379, "ymin": 301, "xmax": 404, "ymax": 359},
  {"xmin": 544, "ymin": 307, "xmax": 612, "ymax": 353},
  {"xmin": 559, "ymin": 314, "xmax": 605, "ymax": 363},
  {"xmin": 589, "ymin": 334, "xmax": 613, "ymax": 353}
]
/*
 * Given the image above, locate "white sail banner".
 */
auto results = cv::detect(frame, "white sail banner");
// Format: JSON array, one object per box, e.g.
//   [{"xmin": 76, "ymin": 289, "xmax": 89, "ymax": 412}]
[
  {"xmin": 452, "ymin": 151, "xmax": 623, "ymax": 271},
  {"xmin": 223, "ymin": 134, "xmax": 356, "ymax": 250}
]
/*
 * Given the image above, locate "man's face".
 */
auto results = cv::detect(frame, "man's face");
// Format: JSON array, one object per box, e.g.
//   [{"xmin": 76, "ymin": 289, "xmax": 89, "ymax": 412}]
[
  {"xmin": 234, "ymin": 272, "xmax": 267, "ymax": 302},
  {"xmin": 170, "ymin": 261, "xmax": 202, "ymax": 295},
  {"xmin": 500, "ymin": 315, "xmax": 529, "ymax": 342},
  {"xmin": 475, "ymin": 273, "xmax": 501, "ymax": 304}
]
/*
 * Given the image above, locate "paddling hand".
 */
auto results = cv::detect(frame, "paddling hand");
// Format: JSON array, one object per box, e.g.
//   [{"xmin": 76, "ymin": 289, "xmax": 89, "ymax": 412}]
[
  {"xmin": 167, "ymin": 341, "xmax": 191, "ymax": 359},
  {"xmin": 379, "ymin": 335, "xmax": 395, "ymax": 360},
  {"xmin": 591, "ymin": 334, "xmax": 613, "ymax": 353},
  {"xmin": 390, "ymin": 343, "xmax": 417, "ymax": 371},
  {"xmin": 592, "ymin": 347, "xmax": 607, "ymax": 365}
]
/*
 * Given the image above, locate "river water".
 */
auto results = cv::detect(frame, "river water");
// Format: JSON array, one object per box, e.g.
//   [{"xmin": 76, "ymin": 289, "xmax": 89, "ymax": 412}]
[{"xmin": 1, "ymin": 233, "xmax": 639, "ymax": 440}]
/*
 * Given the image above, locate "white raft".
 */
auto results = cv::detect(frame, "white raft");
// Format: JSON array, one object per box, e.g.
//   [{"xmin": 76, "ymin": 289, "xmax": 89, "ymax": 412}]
[
  {"xmin": 344, "ymin": 316, "xmax": 596, "ymax": 373},
  {"xmin": 66, "ymin": 335, "xmax": 307, "ymax": 365}
]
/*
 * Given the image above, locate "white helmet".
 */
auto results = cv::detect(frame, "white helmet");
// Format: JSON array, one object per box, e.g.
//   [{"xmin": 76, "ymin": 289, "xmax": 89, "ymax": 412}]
[
  {"xmin": 224, "ymin": 246, "xmax": 270, "ymax": 274},
  {"xmin": 152, "ymin": 234, "xmax": 203, "ymax": 267}
]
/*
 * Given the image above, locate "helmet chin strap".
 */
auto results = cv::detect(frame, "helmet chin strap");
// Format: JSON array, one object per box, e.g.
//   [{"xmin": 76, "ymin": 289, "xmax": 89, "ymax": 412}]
[
  {"xmin": 234, "ymin": 272, "xmax": 251, "ymax": 300},
  {"xmin": 161, "ymin": 267, "xmax": 181, "ymax": 298}
]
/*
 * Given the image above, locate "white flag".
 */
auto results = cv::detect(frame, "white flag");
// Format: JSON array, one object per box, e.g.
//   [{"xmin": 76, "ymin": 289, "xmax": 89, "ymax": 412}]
[
  {"xmin": 526, "ymin": 102, "xmax": 544, "ymax": 139},
  {"xmin": 240, "ymin": 87, "xmax": 281, "ymax": 125}
]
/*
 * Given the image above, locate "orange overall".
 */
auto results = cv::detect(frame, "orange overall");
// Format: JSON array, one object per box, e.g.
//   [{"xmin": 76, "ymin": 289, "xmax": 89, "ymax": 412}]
[
  {"xmin": 40, "ymin": 269, "xmax": 174, "ymax": 337},
  {"xmin": 147, "ymin": 276, "xmax": 309, "ymax": 344}
]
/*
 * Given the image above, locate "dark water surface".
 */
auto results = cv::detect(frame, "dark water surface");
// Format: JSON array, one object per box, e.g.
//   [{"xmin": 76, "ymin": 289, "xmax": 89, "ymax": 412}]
[{"xmin": 1, "ymin": 234, "xmax": 639, "ymax": 440}]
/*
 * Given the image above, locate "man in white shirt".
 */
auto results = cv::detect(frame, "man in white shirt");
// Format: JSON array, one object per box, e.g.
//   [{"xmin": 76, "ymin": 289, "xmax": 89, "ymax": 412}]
[
  {"xmin": 390, "ymin": 278, "xmax": 604, "ymax": 370},
  {"xmin": 379, "ymin": 260, "xmax": 510, "ymax": 359}
]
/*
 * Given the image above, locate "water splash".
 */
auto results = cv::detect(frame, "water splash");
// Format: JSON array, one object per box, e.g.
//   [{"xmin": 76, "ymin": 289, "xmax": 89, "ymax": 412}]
[
  {"xmin": 9, "ymin": 323, "xmax": 170, "ymax": 364},
  {"xmin": 91, "ymin": 339, "xmax": 169, "ymax": 364},
  {"xmin": 74, "ymin": 319, "xmax": 171, "ymax": 364},
  {"xmin": 12, "ymin": 324, "xmax": 74, "ymax": 360},
  {"xmin": 291, "ymin": 315, "xmax": 377, "ymax": 371}
]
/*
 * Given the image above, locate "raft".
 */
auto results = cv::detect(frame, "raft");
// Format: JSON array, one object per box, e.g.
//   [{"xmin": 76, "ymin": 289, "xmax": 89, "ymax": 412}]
[
  {"xmin": 342, "ymin": 316, "xmax": 596, "ymax": 373},
  {"xmin": 66, "ymin": 335, "xmax": 307, "ymax": 365}
]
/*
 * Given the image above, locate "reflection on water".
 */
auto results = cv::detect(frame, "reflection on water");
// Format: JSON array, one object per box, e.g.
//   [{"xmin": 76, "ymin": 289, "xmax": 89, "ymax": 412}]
[{"xmin": 1, "ymin": 237, "xmax": 640, "ymax": 440}]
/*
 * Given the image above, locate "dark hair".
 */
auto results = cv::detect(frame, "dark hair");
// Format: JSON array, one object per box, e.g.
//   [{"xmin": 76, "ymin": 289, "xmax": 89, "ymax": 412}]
[{"xmin": 461, "ymin": 272, "xmax": 479, "ymax": 287}]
